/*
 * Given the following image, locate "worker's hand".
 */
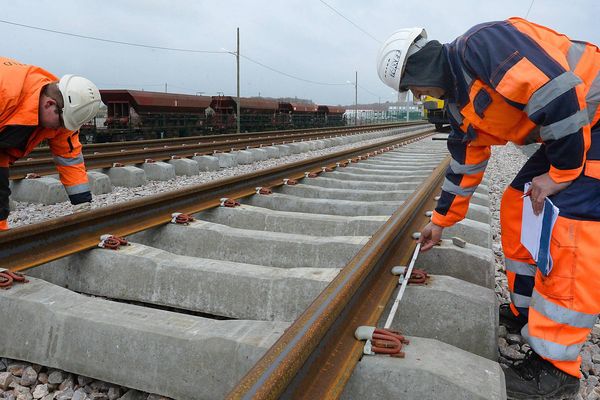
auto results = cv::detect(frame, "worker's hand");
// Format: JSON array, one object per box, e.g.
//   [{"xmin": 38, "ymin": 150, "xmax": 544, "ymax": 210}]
[
  {"xmin": 417, "ymin": 222, "xmax": 444, "ymax": 252},
  {"xmin": 530, "ymin": 173, "xmax": 572, "ymax": 215},
  {"xmin": 73, "ymin": 202, "xmax": 92, "ymax": 213}
]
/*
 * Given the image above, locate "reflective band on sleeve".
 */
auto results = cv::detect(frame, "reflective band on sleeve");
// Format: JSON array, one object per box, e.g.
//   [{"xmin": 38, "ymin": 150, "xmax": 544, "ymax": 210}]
[
  {"xmin": 567, "ymin": 41, "xmax": 587, "ymax": 70},
  {"xmin": 540, "ymin": 109, "xmax": 589, "ymax": 141},
  {"xmin": 53, "ymin": 153, "xmax": 85, "ymax": 166},
  {"xmin": 531, "ymin": 289, "xmax": 597, "ymax": 329},
  {"xmin": 460, "ymin": 65, "xmax": 473, "ymax": 87},
  {"xmin": 525, "ymin": 72, "xmax": 582, "ymax": 116},
  {"xmin": 441, "ymin": 178, "xmax": 477, "ymax": 197},
  {"xmin": 505, "ymin": 258, "xmax": 537, "ymax": 276},
  {"xmin": 522, "ymin": 325, "xmax": 583, "ymax": 361},
  {"xmin": 587, "ymin": 71, "xmax": 600, "ymax": 104},
  {"xmin": 65, "ymin": 183, "xmax": 91, "ymax": 195},
  {"xmin": 446, "ymin": 102, "xmax": 464, "ymax": 125},
  {"xmin": 586, "ymin": 70, "xmax": 600, "ymax": 123},
  {"xmin": 510, "ymin": 292, "xmax": 532, "ymax": 309},
  {"xmin": 449, "ymin": 158, "xmax": 488, "ymax": 175}
]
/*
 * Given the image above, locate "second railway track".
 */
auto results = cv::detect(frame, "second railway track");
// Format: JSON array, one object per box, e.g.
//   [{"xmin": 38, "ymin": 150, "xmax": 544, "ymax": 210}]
[
  {"xmin": 12, "ymin": 122, "xmax": 424, "ymax": 179},
  {"xmin": 0, "ymin": 126, "xmax": 505, "ymax": 399}
]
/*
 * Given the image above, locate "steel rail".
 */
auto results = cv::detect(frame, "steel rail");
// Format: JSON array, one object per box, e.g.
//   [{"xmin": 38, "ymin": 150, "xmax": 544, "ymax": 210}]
[
  {"xmin": 0, "ymin": 129, "xmax": 434, "ymax": 272},
  {"xmin": 28, "ymin": 122, "xmax": 425, "ymax": 156},
  {"xmin": 10, "ymin": 122, "xmax": 428, "ymax": 179},
  {"xmin": 226, "ymin": 155, "xmax": 450, "ymax": 400}
]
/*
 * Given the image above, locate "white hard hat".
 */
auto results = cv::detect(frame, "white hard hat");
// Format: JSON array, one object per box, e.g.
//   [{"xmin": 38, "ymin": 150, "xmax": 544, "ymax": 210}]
[
  {"xmin": 58, "ymin": 74, "xmax": 102, "ymax": 131},
  {"xmin": 377, "ymin": 28, "xmax": 428, "ymax": 92}
]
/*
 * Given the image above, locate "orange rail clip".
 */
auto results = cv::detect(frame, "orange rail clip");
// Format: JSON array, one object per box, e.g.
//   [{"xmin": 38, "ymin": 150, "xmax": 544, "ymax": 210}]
[
  {"xmin": 98, "ymin": 234, "xmax": 129, "ymax": 250},
  {"xmin": 220, "ymin": 198, "xmax": 241, "ymax": 207},
  {"xmin": 171, "ymin": 213, "xmax": 195, "ymax": 225}
]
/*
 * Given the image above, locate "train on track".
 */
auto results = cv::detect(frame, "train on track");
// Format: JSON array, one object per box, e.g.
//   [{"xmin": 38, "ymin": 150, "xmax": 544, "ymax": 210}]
[{"xmin": 82, "ymin": 90, "xmax": 347, "ymax": 143}]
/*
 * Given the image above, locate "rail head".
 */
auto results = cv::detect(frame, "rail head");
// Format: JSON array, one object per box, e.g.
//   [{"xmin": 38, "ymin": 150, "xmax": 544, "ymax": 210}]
[
  {"xmin": 0, "ymin": 129, "xmax": 435, "ymax": 272},
  {"xmin": 11, "ymin": 122, "xmax": 429, "ymax": 179},
  {"xmin": 226, "ymin": 156, "xmax": 450, "ymax": 400}
]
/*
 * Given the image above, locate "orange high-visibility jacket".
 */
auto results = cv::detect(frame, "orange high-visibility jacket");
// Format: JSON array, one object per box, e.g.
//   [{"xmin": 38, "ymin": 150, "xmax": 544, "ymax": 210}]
[
  {"xmin": 0, "ymin": 57, "xmax": 91, "ymax": 228},
  {"xmin": 432, "ymin": 17, "xmax": 600, "ymax": 227}
]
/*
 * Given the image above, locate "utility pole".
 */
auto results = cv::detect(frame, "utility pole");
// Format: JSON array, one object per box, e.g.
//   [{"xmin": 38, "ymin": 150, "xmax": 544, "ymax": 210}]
[
  {"xmin": 165, "ymin": 83, "xmax": 167, "ymax": 93},
  {"xmin": 406, "ymin": 91, "xmax": 410, "ymax": 122},
  {"xmin": 354, "ymin": 71, "xmax": 358, "ymax": 126},
  {"xmin": 236, "ymin": 27, "xmax": 241, "ymax": 134}
]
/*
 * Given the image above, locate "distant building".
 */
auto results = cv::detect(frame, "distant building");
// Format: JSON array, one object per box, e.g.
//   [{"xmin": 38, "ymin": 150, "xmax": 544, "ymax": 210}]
[{"xmin": 344, "ymin": 102, "xmax": 423, "ymax": 124}]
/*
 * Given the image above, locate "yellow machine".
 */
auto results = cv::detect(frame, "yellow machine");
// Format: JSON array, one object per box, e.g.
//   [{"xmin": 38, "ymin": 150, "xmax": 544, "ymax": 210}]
[{"xmin": 422, "ymin": 96, "xmax": 448, "ymax": 131}]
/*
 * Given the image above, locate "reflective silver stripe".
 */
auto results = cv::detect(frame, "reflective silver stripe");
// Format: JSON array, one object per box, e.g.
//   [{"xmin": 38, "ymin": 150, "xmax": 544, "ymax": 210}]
[
  {"xmin": 530, "ymin": 289, "xmax": 597, "ymax": 329},
  {"xmin": 65, "ymin": 183, "xmax": 91, "ymax": 195},
  {"xmin": 522, "ymin": 325, "xmax": 583, "ymax": 361},
  {"xmin": 441, "ymin": 178, "xmax": 477, "ymax": 197},
  {"xmin": 586, "ymin": 70, "xmax": 600, "ymax": 123},
  {"xmin": 510, "ymin": 292, "xmax": 531, "ymax": 309},
  {"xmin": 586, "ymin": 70, "xmax": 600, "ymax": 104},
  {"xmin": 449, "ymin": 159, "xmax": 488, "ymax": 175},
  {"xmin": 460, "ymin": 65, "xmax": 473, "ymax": 87},
  {"xmin": 505, "ymin": 258, "xmax": 537, "ymax": 276},
  {"xmin": 540, "ymin": 108, "xmax": 589, "ymax": 141},
  {"xmin": 567, "ymin": 41, "xmax": 587, "ymax": 70},
  {"xmin": 53, "ymin": 153, "xmax": 85, "ymax": 167},
  {"xmin": 446, "ymin": 102, "xmax": 463, "ymax": 125},
  {"xmin": 525, "ymin": 72, "xmax": 582, "ymax": 116}
]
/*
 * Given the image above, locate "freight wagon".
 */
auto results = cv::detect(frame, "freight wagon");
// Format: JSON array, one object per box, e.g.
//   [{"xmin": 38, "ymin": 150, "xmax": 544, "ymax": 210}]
[
  {"xmin": 277, "ymin": 102, "xmax": 318, "ymax": 129},
  {"xmin": 316, "ymin": 105, "xmax": 346, "ymax": 127},
  {"xmin": 97, "ymin": 90, "xmax": 214, "ymax": 142},
  {"xmin": 84, "ymin": 90, "xmax": 347, "ymax": 143},
  {"xmin": 210, "ymin": 96, "xmax": 279, "ymax": 133}
]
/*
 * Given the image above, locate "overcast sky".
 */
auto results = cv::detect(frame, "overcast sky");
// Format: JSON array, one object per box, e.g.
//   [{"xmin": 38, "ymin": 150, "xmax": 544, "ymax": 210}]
[{"xmin": 2, "ymin": 0, "xmax": 598, "ymax": 106}]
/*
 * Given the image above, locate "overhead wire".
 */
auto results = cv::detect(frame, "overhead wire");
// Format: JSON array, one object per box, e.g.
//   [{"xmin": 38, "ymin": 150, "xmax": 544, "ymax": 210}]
[
  {"xmin": 318, "ymin": 0, "xmax": 381, "ymax": 44},
  {"xmin": 0, "ymin": 18, "xmax": 383, "ymax": 97},
  {"xmin": 357, "ymin": 83, "xmax": 381, "ymax": 99},
  {"xmin": 0, "ymin": 19, "xmax": 227, "ymax": 54},
  {"xmin": 239, "ymin": 54, "xmax": 348, "ymax": 86},
  {"xmin": 525, "ymin": 0, "xmax": 535, "ymax": 18}
]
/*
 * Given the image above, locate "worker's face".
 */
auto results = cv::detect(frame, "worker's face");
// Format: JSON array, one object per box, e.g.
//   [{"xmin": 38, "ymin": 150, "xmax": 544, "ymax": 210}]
[
  {"xmin": 407, "ymin": 86, "xmax": 446, "ymax": 100},
  {"xmin": 38, "ymin": 95, "xmax": 64, "ymax": 129}
]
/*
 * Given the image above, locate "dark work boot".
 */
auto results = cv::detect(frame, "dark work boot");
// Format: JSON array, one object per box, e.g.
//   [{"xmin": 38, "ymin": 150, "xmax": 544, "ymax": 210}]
[
  {"xmin": 504, "ymin": 350, "xmax": 580, "ymax": 399},
  {"xmin": 500, "ymin": 303, "xmax": 527, "ymax": 334}
]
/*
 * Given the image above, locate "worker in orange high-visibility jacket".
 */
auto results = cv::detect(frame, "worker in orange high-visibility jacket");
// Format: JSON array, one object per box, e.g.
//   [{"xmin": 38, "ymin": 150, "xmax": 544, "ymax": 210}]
[
  {"xmin": 377, "ymin": 18, "xmax": 600, "ymax": 399},
  {"xmin": 0, "ymin": 57, "xmax": 102, "ymax": 231}
]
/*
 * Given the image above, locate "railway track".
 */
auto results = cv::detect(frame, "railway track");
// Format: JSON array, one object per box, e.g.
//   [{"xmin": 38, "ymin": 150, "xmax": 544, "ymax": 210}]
[
  {"xmin": 0, "ymin": 126, "xmax": 505, "ymax": 400},
  {"xmin": 12, "ymin": 122, "xmax": 425, "ymax": 179}
]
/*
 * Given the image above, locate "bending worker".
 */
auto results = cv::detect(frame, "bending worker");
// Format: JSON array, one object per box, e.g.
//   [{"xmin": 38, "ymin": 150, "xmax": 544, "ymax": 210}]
[
  {"xmin": 0, "ymin": 57, "xmax": 101, "ymax": 231},
  {"xmin": 377, "ymin": 18, "xmax": 599, "ymax": 399}
]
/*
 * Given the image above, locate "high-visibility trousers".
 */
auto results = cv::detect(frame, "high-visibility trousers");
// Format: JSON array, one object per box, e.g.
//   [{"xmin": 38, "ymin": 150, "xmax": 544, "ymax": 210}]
[
  {"xmin": 501, "ymin": 187, "xmax": 536, "ymax": 321},
  {"xmin": 501, "ymin": 186, "xmax": 600, "ymax": 377}
]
